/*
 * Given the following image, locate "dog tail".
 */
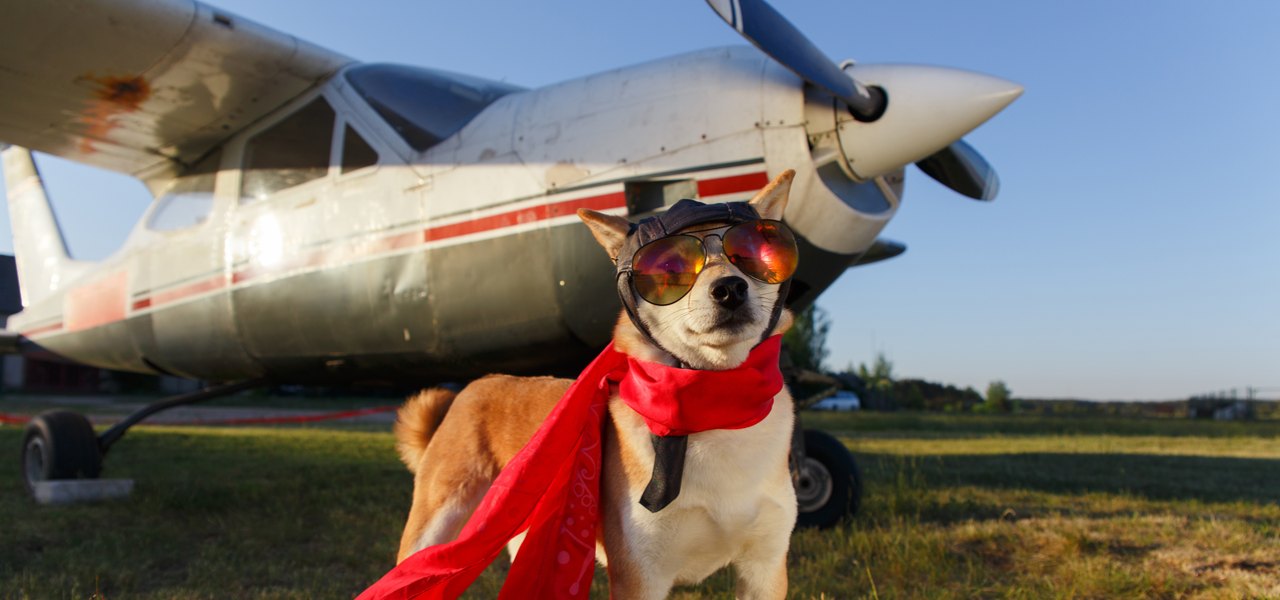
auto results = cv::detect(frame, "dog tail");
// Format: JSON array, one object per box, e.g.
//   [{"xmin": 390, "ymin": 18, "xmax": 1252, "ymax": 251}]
[{"xmin": 394, "ymin": 388, "xmax": 457, "ymax": 473}]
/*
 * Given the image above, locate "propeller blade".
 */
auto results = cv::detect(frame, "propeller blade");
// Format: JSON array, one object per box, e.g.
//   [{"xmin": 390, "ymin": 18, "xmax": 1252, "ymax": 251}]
[
  {"xmin": 705, "ymin": 0, "xmax": 884, "ymax": 119},
  {"xmin": 850, "ymin": 238, "xmax": 907, "ymax": 268},
  {"xmin": 914, "ymin": 140, "xmax": 1000, "ymax": 201}
]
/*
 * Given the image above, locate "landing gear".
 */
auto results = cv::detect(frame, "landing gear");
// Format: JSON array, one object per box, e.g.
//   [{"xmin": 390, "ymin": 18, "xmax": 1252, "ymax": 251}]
[
  {"xmin": 22, "ymin": 410, "xmax": 102, "ymax": 495},
  {"xmin": 18, "ymin": 379, "xmax": 267, "ymax": 501},
  {"xmin": 794, "ymin": 428, "xmax": 862, "ymax": 529}
]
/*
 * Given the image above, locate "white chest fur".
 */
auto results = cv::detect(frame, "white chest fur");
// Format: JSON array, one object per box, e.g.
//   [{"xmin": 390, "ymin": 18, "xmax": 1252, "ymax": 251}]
[{"xmin": 604, "ymin": 390, "xmax": 798, "ymax": 586}]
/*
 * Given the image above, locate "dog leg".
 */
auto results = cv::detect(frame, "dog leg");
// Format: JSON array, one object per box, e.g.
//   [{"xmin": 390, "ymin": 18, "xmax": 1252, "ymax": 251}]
[
  {"xmin": 397, "ymin": 477, "xmax": 490, "ymax": 563},
  {"xmin": 505, "ymin": 530, "xmax": 527, "ymax": 562},
  {"xmin": 606, "ymin": 561, "xmax": 675, "ymax": 600},
  {"xmin": 732, "ymin": 555, "xmax": 787, "ymax": 600}
]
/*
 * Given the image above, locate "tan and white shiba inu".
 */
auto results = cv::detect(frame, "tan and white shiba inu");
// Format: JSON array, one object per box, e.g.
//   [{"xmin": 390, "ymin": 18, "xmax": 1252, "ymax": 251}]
[{"xmin": 394, "ymin": 171, "xmax": 799, "ymax": 599}]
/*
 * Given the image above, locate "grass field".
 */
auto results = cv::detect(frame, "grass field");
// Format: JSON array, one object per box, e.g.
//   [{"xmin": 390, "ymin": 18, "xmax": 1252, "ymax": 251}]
[{"xmin": 2, "ymin": 411, "xmax": 1278, "ymax": 599}]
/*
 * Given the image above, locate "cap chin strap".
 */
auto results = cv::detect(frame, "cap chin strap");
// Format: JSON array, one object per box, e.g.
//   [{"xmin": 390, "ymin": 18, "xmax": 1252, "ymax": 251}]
[{"xmin": 610, "ymin": 198, "xmax": 790, "ymax": 512}]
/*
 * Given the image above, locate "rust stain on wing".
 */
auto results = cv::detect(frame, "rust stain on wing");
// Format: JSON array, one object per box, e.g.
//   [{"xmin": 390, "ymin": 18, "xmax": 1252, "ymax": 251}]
[
  {"xmin": 76, "ymin": 74, "xmax": 153, "ymax": 154},
  {"xmin": 91, "ymin": 75, "xmax": 152, "ymax": 109}
]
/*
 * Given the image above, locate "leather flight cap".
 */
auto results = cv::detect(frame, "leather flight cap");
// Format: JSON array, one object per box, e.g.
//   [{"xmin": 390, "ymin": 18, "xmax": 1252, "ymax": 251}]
[{"xmin": 615, "ymin": 199, "xmax": 761, "ymax": 276}]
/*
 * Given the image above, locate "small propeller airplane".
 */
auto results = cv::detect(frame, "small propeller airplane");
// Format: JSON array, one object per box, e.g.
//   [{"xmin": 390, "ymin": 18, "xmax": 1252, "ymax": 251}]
[{"xmin": 1, "ymin": 0, "xmax": 1019, "ymax": 520}]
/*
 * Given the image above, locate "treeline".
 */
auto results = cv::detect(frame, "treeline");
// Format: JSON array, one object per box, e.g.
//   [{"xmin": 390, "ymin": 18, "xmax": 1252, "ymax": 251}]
[
  {"xmin": 841, "ymin": 368, "xmax": 1013, "ymax": 414},
  {"xmin": 1019, "ymin": 398, "xmax": 1280, "ymax": 420},
  {"xmin": 783, "ymin": 306, "xmax": 1015, "ymax": 413}
]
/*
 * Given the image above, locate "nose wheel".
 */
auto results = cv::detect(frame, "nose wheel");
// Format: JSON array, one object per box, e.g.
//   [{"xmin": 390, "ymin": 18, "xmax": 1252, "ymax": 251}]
[
  {"xmin": 18, "ymin": 379, "xmax": 268, "ymax": 501},
  {"xmin": 794, "ymin": 428, "xmax": 861, "ymax": 529},
  {"xmin": 21, "ymin": 410, "xmax": 103, "ymax": 496}
]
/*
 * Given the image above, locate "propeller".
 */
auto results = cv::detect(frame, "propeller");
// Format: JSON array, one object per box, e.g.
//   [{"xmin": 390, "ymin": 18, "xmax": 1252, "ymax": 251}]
[
  {"xmin": 914, "ymin": 140, "xmax": 999, "ymax": 201},
  {"xmin": 705, "ymin": 0, "xmax": 884, "ymax": 120},
  {"xmin": 705, "ymin": 0, "xmax": 1008, "ymax": 201},
  {"xmin": 851, "ymin": 238, "xmax": 907, "ymax": 268}
]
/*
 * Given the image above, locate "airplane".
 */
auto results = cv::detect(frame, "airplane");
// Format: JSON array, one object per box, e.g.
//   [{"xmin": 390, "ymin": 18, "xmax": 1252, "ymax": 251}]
[{"xmin": 0, "ymin": 0, "xmax": 1020, "ymax": 525}]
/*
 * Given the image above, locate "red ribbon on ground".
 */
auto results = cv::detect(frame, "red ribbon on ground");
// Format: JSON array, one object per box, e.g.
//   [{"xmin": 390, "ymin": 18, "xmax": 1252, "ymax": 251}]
[
  {"xmin": 0, "ymin": 413, "xmax": 30, "ymax": 425},
  {"xmin": 358, "ymin": 335, "xmax": 783, "ymax": 599},
  {"xmin": 0, "ymin": 405, "xmax": 398, "ymax": 427}
]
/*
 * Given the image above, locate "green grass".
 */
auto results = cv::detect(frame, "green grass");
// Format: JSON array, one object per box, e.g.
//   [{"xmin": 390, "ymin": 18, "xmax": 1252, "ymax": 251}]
[{"xmin": 2, "ymin": 412, "xmax": 1278, "ymax": 599}]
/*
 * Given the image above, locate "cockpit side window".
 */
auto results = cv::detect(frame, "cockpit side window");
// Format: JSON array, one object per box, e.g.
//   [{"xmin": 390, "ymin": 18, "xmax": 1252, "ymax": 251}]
[
  {"xmin": 147, "ymin": 149, "xmax": 220, "ymax": 232},
  {"xmin": 344, "ymin": 64, "xmax": 522, "ymax": 152},
  {"xmin": 341, "ymin": 124, "xmax": 378, "ymax": 174},
  {"xmin": 240, "ymin": 97, "xmax": 336, "ymax": 202}
]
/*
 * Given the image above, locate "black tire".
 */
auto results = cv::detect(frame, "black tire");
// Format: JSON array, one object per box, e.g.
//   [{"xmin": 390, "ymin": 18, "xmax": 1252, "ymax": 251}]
[
  {"xmin": 22, "ymin": 410, "xmax": 102, "ymax": 496},
  {"xmin": 794, "ymin": 428, "xmax": 861, "ymax": 529}
]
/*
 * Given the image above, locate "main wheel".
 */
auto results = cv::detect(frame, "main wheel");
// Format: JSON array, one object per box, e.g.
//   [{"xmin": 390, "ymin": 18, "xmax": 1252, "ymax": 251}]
[
  {"xmin": 795, "ymin": 428, "xmax": 861, "ymax": 529},
  {"xmin": 22, "ymin": 410, "xmax": 102, "ymax": 496}
]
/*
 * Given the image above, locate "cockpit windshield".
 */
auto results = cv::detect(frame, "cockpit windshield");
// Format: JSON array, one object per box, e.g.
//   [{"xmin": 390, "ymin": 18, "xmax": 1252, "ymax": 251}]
[{"xmin": 344, "ymin": 64, "xmax": 523, "ymax": 152}]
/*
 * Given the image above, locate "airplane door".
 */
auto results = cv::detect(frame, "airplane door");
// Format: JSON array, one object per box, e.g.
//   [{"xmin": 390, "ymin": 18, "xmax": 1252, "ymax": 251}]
[
  {"xmin": 130, "ymin": 149, "xmax": 263, "ymax": 380},
  {"xmin": 227, "ymin": 95, "xmax": 343, "ymax": 374},
  {"xmin": 314, "ymin": 118, "xmax": 434, "ymax": 360},
  {"xmin": 226, "ymin": 93, "xmax": 433, "ymax": 377}
]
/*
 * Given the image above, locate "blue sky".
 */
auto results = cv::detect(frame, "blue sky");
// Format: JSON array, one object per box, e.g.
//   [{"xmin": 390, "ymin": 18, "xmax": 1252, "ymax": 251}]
[{"xmin": 1, "ymin": 1, "xmax": 1276, "ymax": 400}]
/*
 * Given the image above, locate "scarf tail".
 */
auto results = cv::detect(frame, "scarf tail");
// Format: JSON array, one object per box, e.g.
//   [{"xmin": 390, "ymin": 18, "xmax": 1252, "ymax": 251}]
[
  {"xmin": 500, "ymin": 409, "xmax": 603, "ymax": 598},
  {"xmin": 358, "ymin": 346, "xmax": 625, "ymax": 600}
]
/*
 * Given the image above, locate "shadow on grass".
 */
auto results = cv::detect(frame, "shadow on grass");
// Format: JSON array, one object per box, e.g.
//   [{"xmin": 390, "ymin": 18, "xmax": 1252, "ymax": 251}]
[
  {"xmin": 0, "ymin": 426, "xmax": 411, "ymax": 599},
  {"xmin": 859, "ymin": 450, "xmax": 1280, "ymax": 505},
  {"xmin": 804, "ymin": 411, "xmax": 1280, "ymax": 439}
]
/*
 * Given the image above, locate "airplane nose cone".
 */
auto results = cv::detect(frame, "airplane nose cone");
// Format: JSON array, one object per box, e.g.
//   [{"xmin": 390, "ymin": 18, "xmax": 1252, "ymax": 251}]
[{"xmin": 834, "ymin": 64, "xmax": 1023, "ymax": 181}]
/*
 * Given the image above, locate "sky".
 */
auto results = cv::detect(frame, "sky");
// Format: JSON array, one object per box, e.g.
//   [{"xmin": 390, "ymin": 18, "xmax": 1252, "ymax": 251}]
[{"xmin": 1, "ymin": 1, "xmax": 1277, "ymax": 400}]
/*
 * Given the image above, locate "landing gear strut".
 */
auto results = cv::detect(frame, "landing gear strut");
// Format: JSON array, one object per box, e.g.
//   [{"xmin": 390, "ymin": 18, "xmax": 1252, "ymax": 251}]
[
  {"xmin": 785, "ymin": 358, "xmax": 863, "ymax": 529},
  {"xmin": 20, "ymin": 379, "xmax": 268, "ymax": 499},
  {"xmin": 793, "ymin": 427, "xmax": 862, "ymax": 529}
]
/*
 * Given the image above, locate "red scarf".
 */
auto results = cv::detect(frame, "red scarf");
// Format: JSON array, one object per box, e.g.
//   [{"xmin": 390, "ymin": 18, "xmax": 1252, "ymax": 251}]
[{"xmin": 358, "ymin": 335, "xmax": 784, "ymax": 599}]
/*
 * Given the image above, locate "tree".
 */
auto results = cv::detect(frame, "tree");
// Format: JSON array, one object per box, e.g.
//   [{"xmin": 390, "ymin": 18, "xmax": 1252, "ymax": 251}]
[
  {"xmin": 853, "ymin": 352, "xmax": 897, "ymax": 409},
  {"xmin": 858, "ymin": 353, "xmax": 895, "ymax": 393},
  {"xmin": 783, "ymin": 305, "xmax": 831, "ymax": 372},
  {"xmin": 984, "ymin": 380, "xmax": 1013, "ymax": 413}
]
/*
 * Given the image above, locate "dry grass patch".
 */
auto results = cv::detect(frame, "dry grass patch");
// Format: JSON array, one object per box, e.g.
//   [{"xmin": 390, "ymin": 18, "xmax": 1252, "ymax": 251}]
[{"xmin": 2, "ymin": 411, "xmax": 1277, "ymax": 598}]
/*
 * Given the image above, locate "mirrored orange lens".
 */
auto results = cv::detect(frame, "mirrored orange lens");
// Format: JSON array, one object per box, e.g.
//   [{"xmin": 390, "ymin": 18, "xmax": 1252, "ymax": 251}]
[
  {"xmin": 723, "ymin": 220, "xmax": 798, "ymax": 284},
  {"xmin": 631, "ymin": 235, "xmax": 705, "ymax": 305}
]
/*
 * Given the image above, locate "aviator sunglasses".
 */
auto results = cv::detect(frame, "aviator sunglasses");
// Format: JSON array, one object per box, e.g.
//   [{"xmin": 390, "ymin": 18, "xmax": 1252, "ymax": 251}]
[{"xmin": 628, "ymin": 219, "xmax": 799, "ymax": 306}]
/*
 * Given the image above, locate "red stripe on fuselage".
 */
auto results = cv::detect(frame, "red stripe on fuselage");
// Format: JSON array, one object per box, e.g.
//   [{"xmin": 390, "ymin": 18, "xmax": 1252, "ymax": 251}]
[
  {"xmin": 38, "ymin": 169, "xmax": 768, "ymax": 332},
  {"xmin": 150, "ymin": 275, "xmax": 226, "ymax": 308},
  {"xmin": 422, "ymin": 192, "xmax": 627, "ymax": 242},
  {"xmin": 698, "ymin": 172, "xmax": 770, "ymax": 198},
  {"xmin": 20, "ymin": 322, "xmax": 63, "ymax": 337}
]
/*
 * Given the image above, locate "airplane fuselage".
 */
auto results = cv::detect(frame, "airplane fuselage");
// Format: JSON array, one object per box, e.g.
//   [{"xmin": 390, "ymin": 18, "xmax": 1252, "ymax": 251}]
[{"xmin": 9, "ymin": 47, "xmax": 907, "ymax": 382}]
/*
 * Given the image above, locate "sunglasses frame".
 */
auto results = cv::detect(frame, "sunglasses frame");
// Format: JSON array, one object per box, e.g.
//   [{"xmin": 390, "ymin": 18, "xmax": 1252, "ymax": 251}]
[{"xmin": 625, "ymin": 219, "xmax": 798, "ymax": 306}]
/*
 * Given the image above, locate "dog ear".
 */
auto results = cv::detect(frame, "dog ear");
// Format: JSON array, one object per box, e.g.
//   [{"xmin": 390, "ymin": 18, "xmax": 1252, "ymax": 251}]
[
  {"xmin": 577, "ymin": 209, "xmax": 631, "ymax": 261},
  {"xmin": 748, "ymin": 169, "xmax": 795, "ymax": 220}
]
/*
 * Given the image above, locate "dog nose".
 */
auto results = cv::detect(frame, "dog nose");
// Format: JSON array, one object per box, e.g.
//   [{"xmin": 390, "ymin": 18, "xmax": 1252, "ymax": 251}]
[{"xmin": 710, "ymin": 276, "xmax": 748, "ymax": 310}]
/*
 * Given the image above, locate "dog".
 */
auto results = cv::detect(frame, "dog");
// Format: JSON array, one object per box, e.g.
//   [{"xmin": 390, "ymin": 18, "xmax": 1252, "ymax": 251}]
[{"xmin": 393, "ymin": 170, "xmax": 798, "ymax": 599}]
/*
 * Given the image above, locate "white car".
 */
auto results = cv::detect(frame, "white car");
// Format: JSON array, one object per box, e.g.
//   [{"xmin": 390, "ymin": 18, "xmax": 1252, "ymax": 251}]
[{"xmin": 811, "ymin": 391, "xmax": 861, "ymax": 411}]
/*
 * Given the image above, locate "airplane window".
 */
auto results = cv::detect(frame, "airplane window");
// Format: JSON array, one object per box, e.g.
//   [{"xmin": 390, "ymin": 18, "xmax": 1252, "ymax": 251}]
[
  {"xmin": 241, "ymin": 97, "xmax": 336, "ymax": 202},
  {"xmin": 345, "ymin": 64, "xmax": 522, "ymax": 152},
  {"xmin": 147, "ymin": 192, "xmax": 215, "ymax": 232},
  {"xmin": 148, "ymin": 151, "xmax": 219, "ymax": 231},
  {"xmin": 341, "ymin": 125, "xmax": 378, "ymax": 174}
]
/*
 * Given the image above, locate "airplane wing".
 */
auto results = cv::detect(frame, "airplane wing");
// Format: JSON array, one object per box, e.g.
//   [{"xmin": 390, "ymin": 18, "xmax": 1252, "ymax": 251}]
[{"xmin": 0, "ymin": 0, "xmax": 351, "ymax": 187}]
